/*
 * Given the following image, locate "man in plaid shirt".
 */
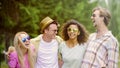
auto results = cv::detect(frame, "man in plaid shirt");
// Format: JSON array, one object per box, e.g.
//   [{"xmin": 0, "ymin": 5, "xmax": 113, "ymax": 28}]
[{"xmin": 81, "ymin": 6, "xmax": 119, "ymax": 68}]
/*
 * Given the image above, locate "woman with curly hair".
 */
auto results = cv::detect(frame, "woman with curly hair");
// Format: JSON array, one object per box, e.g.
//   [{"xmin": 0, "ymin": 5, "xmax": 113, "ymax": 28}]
[{"xmin": 59, "ymin": 19, "xmax": 89, "ymax": 68}]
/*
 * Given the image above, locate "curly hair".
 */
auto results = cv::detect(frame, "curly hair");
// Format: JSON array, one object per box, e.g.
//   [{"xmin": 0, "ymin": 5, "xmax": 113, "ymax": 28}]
[{"xmin": 60, "ymin": 19, "xmax": 89, "ymax": 44}]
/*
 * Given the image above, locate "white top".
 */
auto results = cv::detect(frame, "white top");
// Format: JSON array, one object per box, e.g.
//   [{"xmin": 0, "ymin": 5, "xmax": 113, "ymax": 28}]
[
  {"xmin": 35, "ymin": 36, "xmax": 59, "ymax": 68},
  {"xmin": 59, "ymin": 41, "xmax": 86, "ymax": 68}
]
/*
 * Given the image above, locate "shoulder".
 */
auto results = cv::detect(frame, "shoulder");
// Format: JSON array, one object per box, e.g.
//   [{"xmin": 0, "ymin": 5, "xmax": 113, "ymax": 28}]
[
  {"xmin": 106, "ymin": 31, "xmax": 118, "ymax": 43},
  {"xmin": 108, "ymin": 35, "xmax": 119, "ymax": 46},
  {"xmin": 59, "ymin": 41, "xmax": 66, "ymax": 48},
  {"xmin": 8, "ymin": 51, "xmax": 18, "ymax": 62},
  {"xmin": 60, "ymin": 41, "xmax": 65, "ymax": 45},
  {"xmin": 88, "ymin": 33, "xmax": 96, "ymax": 40},
  {"xmin": 30, "ymin": 34, "xmax": 42, "ymax": 45},
  {"xmin": 89, "ymin": 33, "xmax": 96, "ymax": 37},
  {"xmin": 55, "ymin": 35, "xmax": 63, "ymax": 43},
  {"xmin": 30, "ymin": 34, "xmax": 42, "ymax": 42},
  {"xmin": 59, "ymin": 41, "xmax": 66, "ymax": 52},
  {"xmin": 104, "ymin": 32, "xmax": 119, "ymax": 49},
  {"xmin": 9, "ymin": 51, "xmax": 17, "ymax": 58},
  {"xmin": 56, "ymin": 35, "xmax": 63, "ymax": 40}
]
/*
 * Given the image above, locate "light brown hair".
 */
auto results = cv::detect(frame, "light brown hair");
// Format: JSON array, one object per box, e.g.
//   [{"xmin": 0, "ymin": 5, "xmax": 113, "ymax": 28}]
[{"xmin": 92, "ymin": 6, "xmax": 111, "ymax": 26}]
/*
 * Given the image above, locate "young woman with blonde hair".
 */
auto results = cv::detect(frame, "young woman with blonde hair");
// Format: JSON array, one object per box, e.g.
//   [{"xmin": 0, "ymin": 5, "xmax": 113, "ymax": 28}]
[{"xmin": 8, "ymin": 31, "xmax": 35, "ymax": 68}]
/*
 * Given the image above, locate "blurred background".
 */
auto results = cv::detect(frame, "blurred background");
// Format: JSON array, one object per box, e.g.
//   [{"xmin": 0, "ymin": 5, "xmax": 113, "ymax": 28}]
[{"xmin": 0, "ymin": 0, "xmax": 120, "ymax": 67}]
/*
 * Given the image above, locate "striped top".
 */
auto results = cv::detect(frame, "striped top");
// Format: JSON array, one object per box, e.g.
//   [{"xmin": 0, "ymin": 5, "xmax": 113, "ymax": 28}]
[{"xmin": 81, "ymin": 31, "xmax": 119, "ymax": 68}]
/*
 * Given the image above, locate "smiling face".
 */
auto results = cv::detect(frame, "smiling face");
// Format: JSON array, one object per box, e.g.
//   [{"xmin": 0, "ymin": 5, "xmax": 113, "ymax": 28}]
[
  {"xmin": 45, "ymin": 24, "xmax": 58, "ymax": 39},
  {"xmin": 19, "ymin": 33, "xmax": 30, "ymax": 48},
  {"xmin": 91, "ymin": 10, "xmax": 104, "ymax": 28},
  {"xmin": 67, "ymin": 24, "xmax": 80, "ymax": 40}
]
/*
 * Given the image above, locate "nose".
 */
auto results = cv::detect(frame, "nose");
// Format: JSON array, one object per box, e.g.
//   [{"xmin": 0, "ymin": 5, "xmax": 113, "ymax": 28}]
[
  {"xmin": 91, "ymin": 16, "xmax": 93, "ymax": 19},
  {"xmin": 26, "ymin": 39, "xmax": 29, "ymax": 42},
  {"xmin": 53, "ymin": 30, "xmax": 58, "ymax": 34},
  {"xmin": 55, "ymin": 31, "xmax": 57, "ymax": 34}
]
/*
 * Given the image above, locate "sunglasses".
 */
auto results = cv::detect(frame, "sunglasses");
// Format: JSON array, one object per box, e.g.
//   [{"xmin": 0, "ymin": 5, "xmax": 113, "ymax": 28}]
[
  {"xmin": 67, "ymin": 28, "xmax": 78, "ymax": 32},
  {"xmin": 22, "ymin": 36, "xmax": 30, "ymax": 42}
]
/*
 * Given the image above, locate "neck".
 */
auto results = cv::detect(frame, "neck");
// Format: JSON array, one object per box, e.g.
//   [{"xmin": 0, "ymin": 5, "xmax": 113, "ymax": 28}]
[
  {"xmin": 66, "ymin": 38, "xmax": 78, "ymax": 48},
  {"xmin": 42, "ymin": 34, "xmax": 52, "ymax": 42},
  {"xmin": 20, "ymin": 47, "xmax": 27, "ymax": 55},
  {"xmin": 96, "ymin": 24, "xmax": 109, "ymax": 38}
]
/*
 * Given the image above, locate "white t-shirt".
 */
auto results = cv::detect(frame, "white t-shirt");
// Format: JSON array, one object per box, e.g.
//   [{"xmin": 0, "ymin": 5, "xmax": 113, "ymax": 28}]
[{"xmin": 35, "ymin": 36, "xmax": 59, "ymax": 68}]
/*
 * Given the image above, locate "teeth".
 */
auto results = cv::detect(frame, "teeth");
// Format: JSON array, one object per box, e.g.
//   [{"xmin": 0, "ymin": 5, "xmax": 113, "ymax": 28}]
[{"xmin": 69, "ymin": 34, "xmax": 75, "ymax": 37}]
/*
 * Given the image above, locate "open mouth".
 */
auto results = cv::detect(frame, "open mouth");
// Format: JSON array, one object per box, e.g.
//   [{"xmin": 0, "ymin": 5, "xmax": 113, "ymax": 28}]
[
  {"xmin": 25, "ymin": 42, "xmax": 30, "ymax": 46},
  {"xmin": 69, "ymin": 33, "xmax": 76, "ymax": 37},
  {"xmin": 92, "ymin": 20, "xmax": 96, "ymax": 25},
  {"xmin": 92, "ymin": 19, "xmax": 95, "ymax": 23},
  {"xmin": 25, "ymin": 44, "xmax": 29, "ymax": 46}
]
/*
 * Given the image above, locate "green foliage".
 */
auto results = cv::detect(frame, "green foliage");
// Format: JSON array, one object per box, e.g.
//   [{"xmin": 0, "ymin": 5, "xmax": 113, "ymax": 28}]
[
  {"xmin": 0, "ymin": 0, "xmax": 97, "ymax": 58},
  {"xmin": 4, "ymin": 17, "xmax": 17, "ymax": 29},
  {"xmin": 23, "ymin": 0, "xmax": 97, "ymax": 33},
  {"xmin": 0, "ymin": 34, "xmax": 5, "ymax": 62},
  {"xmin": 18, "ymin": 3, "xmax": 40, "ymax": 37},
  {"xmin": 0, "ymin": 0, "xmax": 120, "ymax": 66},
  {"xmin": 0, "ymin": 61, "xmax": 8, "ymax": 68}
]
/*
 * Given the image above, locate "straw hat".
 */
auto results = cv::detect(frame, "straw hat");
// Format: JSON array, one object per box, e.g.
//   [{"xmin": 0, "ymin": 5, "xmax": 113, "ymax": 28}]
[{"xmin": 40, "ymin": 16, "xmax": 54, "ymax": 33}]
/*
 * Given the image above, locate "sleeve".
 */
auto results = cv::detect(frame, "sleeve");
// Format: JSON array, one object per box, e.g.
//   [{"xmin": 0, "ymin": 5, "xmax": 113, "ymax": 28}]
[
  {"xmin": 107, "ymin": 38, "xmax": 119, "ymax": 68},
  {"xmin": 58, "ymin": 42, "xmax": 64, "ymax": 68},
  {"xmin": 56, "ymin": 36, "xmax": 63, "ymax": 45},
  {"xmin": 58, "ymin": 42, "xmax": 63, "ymax": 60},
  {"xmin": 8, "ymin": 52, "xmax": 18, "ymax": 68}
]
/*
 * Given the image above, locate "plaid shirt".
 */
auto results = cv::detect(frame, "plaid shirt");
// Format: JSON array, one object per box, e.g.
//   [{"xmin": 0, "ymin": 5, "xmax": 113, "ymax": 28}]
[{"xmin": 81, "ymin": 31, "xmax": 119, "ymax": 68}]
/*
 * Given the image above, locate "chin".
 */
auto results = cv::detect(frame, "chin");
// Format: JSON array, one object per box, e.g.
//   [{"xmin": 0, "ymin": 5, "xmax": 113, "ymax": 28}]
[
  {"xmin": 69, "ymin": 36, "xmax": 76, "ymax": 39},
  {"xmin": 93, "ymin": 24, "xmax": 96, "ymax": 27},
  {"xmin": 52, "ymin": 36, "xmax": 56, "ymax": 38},
  {"xmin": 52, "ymin": 37, "xmax": 55, "ymax": 39}
]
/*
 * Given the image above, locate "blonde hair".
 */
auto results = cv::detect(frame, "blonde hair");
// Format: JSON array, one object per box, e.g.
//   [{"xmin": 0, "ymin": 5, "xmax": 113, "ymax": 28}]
[{"xmin": 14, "ymin": 31, "xmax": 34, "ymax": 68}]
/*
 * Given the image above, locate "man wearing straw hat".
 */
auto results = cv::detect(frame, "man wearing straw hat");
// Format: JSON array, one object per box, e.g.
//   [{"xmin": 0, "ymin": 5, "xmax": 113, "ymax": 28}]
[{"xmin": 31, "ymin": 16, "xmax": 62, "ymax": 68}]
